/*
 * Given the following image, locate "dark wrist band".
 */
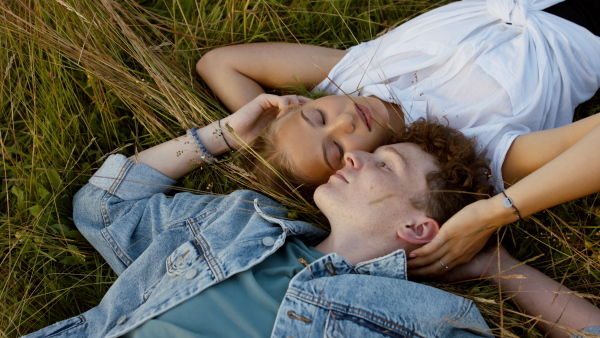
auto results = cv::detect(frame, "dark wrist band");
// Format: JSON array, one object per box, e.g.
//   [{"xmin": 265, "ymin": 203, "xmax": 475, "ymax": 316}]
[{"xmin": 216, "ymin": 120, "xmax": 234, "ymax": 152}]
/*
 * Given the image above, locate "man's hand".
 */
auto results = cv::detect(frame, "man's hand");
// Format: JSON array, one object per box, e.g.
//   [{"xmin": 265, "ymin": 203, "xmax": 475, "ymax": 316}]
[
  {"xmin": 223, "ymin": 93, "xmax": 312, "ymax": 148},
  {"xmin": 407, "ymin": 198, "xmax": 500, "ymax": 277}
]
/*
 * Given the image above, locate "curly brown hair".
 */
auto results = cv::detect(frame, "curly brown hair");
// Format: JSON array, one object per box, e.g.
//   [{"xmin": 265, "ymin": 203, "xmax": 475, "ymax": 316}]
[
  {"xmin": 395, "ymin": 118, "xmax": 494, "ymax": 224},
  {"xmin": 239, "ymin": 116, "xmax": 494, "ymax": 224}
]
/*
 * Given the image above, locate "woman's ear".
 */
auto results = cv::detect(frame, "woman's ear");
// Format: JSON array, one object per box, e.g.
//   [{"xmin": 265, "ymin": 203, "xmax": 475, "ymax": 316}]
[{"xmin": 397, "ymin": 217, "xmax": 440, "ymax": 244}]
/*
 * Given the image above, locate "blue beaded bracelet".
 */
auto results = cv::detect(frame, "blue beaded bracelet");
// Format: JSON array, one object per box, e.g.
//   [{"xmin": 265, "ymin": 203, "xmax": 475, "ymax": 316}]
[{"xmin": 188, "ymin": 127, "xmax": 216, "ymax": 164}]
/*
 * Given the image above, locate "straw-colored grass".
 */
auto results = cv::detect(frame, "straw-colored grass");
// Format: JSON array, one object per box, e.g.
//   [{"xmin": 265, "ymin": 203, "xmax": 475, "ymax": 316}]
[{"xmin": 1, "ymin": 0, "xmax": 599, "ymax": 336}]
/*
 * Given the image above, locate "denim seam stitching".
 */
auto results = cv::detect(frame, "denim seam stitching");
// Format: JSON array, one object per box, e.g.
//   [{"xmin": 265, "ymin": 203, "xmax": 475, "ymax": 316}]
[
  {"xmin": 108, "ymin": 159, "xmax": 133, "ymax": 195},
  {"xmin": 99, "ymin": 189, "xmax": 133, "ymax": 267},
  {"xmin": 100, "ymin": 227, "xmax": 134, "ymax": 267},
  {"xmin": 192, "ymin": 226, "xmax": 225, "ymax": 281}
]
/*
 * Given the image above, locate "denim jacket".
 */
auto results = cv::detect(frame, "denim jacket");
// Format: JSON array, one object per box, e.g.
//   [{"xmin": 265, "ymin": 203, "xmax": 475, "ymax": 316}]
[{"xmin": 25, "ymin": 154, "xmax": 493, "ymax": 338}]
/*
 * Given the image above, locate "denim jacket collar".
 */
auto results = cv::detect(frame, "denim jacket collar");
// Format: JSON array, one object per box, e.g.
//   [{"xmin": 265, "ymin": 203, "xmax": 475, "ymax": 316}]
[
  {"xmin": 253, "ymin": 198, "xmax": 329, "ymax": 243},
  {"xmin": 302, "ymin": 249, "xmax": 408, "ymax": 281}
]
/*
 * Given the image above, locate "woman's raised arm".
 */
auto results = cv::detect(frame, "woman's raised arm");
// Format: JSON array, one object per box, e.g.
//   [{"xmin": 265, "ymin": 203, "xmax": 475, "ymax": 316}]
[
  {"xmin": 132, "ymin": 94, "xmax": 309, "ymax": 179},
  {"xmin": 196, "ymin": 42, "xmax": 346, "ymax": 111},
  {"xmin": 408, "ymin": 113, "xmax": 600, "ymax": 276},
  {"xmin": 445, "ymin": 246, "xmax": 600, "ymax": 337}
]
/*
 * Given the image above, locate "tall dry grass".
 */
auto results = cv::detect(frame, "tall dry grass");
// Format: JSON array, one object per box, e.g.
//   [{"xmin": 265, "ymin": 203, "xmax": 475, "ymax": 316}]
[{"xmin": 1, "ymin": 0, "xmax": 599, "ymax": 336}]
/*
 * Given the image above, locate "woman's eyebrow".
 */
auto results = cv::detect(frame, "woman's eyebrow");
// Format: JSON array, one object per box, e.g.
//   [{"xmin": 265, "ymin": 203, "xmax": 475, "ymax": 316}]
[{"xmin": 300, "ymin": 109, "xmax": 315, "ymax": 126}]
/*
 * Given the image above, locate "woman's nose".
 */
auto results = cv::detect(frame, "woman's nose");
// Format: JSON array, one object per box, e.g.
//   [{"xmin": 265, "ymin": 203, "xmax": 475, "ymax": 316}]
[{"xmin": 327, "ymin": 113, "xmax": 355, "ymax": 134}]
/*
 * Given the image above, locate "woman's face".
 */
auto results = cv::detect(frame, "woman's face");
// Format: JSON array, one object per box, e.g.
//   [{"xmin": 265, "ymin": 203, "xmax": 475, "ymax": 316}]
[{"xmin": 276, "ymin": 95, "xmax": 392, "ymax": 184}]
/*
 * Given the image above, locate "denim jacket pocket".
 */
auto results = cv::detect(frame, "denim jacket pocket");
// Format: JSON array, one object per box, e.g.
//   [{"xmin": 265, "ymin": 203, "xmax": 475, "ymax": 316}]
[
  {"xmin": 165, "ymin": 240, "xmax": 204, "ymax": 277},
  {"xmin": 324, "ymin": 310, "xmax": 422, "ymax": 338}
]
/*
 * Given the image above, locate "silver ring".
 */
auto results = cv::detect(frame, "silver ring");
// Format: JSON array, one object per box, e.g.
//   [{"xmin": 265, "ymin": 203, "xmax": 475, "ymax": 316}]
[
  {"xmin": 438, "ymin": 259, "xmax": 449, "ymax": 269},
  {"xmin": 435, "ymin": 238, "xmax": 444, "ymax": 247}
]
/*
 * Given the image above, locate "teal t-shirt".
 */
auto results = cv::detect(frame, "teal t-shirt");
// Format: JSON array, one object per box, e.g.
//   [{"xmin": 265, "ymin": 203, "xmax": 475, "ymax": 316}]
[{"xmin": 123, "ymin": 237, "xmax": 324, "ymax": 338}]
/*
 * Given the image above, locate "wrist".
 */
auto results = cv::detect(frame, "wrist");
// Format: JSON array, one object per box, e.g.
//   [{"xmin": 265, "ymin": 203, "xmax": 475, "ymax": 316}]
[
  {"xmin": 484, "ymin": 250, "xmax": 520, "ymax": 284},
  {"xmin": 195, "ymin": 122, "xmax": 232, "ymax": 158},
  {"xmin": 483, "ymin": 193, "xmax": 522, "ymax": 228}
]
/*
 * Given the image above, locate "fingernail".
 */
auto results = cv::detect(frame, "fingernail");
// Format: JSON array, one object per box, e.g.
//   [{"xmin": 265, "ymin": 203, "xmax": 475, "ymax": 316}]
[{"xmin": 409, "ymin": 254, "xmax": 416, "ymax": 258}]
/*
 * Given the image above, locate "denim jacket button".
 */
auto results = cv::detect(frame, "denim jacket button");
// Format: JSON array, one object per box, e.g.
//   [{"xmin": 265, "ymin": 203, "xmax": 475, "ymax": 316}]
[
  {"xmin": 117, "ymin": 315, "xmax": 127, "ymax": 325},
  {"xmin": 262, "ymin": 237, "xmax": 275, "ymax": 247},
  {"xmin": 185, "ymin": 268, "xmax": 198, "ymax": 280}
]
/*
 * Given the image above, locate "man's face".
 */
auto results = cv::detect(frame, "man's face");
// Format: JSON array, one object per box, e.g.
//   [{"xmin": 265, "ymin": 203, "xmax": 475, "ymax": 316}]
[{"xmin": 314, "ymin": 143, "xmax": 439, "ymax": 231}]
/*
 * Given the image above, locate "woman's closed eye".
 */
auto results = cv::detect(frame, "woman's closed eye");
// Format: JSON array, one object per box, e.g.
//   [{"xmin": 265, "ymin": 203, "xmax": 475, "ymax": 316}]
[
  {"xmin": 324, "ymin": 140, "xmax": 345, "ymax": 171},
  {"xmin": 333, "ymin": 141, "xmax": 344, "ymax": 166},
  {"xmin": 317, "ymin": 109, "xmax": 326, "ymax": 125}
]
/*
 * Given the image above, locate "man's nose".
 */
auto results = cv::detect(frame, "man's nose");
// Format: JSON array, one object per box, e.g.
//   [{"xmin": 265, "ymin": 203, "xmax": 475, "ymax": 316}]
[
  {"xmin": 343, "ymin": 150, "xmax": 369, "ymax": 169},
  {"xmin": 327, "ymin": 113, "xmax": 354, "ymax": 135}
]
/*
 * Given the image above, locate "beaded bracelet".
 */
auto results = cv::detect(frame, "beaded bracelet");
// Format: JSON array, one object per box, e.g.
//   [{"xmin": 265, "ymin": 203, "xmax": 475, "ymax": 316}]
[
  {"xmin": 187, "ymin": 127, "xmax": 216, "ymax": 164},
  {"xmin": 500, "ymin": 191, "xmax": 521, "ymax": 220}
]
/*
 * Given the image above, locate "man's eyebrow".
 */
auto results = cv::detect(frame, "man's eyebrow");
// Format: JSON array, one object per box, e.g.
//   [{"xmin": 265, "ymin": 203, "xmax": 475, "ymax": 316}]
[
  {"xmin": 382, "ymin": 146, "xmax": 406, "ymax": 166},
  {"xmin": 322, "ymin": 143, "xmax": 335, "ymax": 171},
  {"xmin": 300, "ymin": 109, "xmax": 314, "ymax": 126}
]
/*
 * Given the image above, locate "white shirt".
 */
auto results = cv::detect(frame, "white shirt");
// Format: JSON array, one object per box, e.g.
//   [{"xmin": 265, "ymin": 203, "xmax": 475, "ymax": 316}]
[{"xmin": 314, "ymin": 0, "xmax": 600, "ymax": 191}]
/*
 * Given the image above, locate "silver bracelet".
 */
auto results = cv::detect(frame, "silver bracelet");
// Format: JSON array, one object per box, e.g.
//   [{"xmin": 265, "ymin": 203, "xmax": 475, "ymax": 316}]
[{"xmin": 500, "ymin": 191, "xmax": 521, "ymax": 220}]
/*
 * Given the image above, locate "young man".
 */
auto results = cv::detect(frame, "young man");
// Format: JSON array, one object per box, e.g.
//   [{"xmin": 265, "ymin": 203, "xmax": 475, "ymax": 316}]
[{"xmin": 26, "ymin": 95, "xmax": 600, "ymax": 337}]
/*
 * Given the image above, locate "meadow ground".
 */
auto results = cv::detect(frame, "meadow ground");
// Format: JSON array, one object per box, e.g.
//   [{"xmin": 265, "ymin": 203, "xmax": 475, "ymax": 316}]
[{"xmin": 1, "ymin": 0, "xmax": 599, "ymax": 336}]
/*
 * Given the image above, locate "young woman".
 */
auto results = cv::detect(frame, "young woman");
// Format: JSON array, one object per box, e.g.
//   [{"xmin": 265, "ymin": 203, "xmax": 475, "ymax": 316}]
[{"xmin": 196, "ymin": 0, "xmax": 600, "ymax": 274}]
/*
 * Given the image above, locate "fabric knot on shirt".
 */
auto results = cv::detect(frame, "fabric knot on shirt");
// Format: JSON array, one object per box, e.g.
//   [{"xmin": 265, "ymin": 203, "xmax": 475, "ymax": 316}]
[{"xmin": 487, "ymin": 0, "xmax": 529, "ymax": 27}]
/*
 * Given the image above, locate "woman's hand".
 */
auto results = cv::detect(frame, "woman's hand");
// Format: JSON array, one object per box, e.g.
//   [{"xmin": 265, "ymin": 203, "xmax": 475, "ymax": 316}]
[
  {"xmin": 407, "ymin": 198, "xmax": 504, "ymax": 277},
  {"xmin": 438, "ymin": 244, "xmax": 508, "ymax": 283},
  {"xmin": 223, "ymin": 93, "xmax": 311, "ymax": 148}
]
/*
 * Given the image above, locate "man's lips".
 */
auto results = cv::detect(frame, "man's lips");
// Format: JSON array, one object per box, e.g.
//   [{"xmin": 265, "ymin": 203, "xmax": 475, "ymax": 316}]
[
  {"xmin": 332, "ymin": 171, "xmax": 348, "ymax": 183},
  {"xmin": 355, "ymin": 104, "xmax": 373, "ymax": 131}
]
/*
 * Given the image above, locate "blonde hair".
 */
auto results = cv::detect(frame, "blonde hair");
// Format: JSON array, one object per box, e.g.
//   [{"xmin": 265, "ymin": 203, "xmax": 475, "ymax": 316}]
[{"xmin": 237, "ymin": 105, "xmax": 320, "ymax": 202}]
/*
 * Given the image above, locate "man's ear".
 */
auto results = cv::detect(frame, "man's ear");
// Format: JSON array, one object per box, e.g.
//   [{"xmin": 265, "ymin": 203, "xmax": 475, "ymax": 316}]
[{"xmin": 397, "ymin": 216, "xmax": 440, "ymax": 244}]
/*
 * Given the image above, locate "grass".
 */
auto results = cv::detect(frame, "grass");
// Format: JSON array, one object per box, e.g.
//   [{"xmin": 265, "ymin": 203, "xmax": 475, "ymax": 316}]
[{"xmin": 1, "ymin": 0, "xmax": 599, "ymax": 336}]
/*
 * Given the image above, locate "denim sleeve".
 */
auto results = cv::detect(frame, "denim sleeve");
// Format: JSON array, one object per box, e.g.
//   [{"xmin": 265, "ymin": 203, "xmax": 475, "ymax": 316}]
[
  {"xmin": 581, "ymin": 326, "xmax": 600, "ymax": 336},
  {"xmin": 87, "ymin": 153, "xmax": 176, "ymax": 200},
  {"xmin": 73, "ymin": 154, "xmax": 218, "ymax": 275}
]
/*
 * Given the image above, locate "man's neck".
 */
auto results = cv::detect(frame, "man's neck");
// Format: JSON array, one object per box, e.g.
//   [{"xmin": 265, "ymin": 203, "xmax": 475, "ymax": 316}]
[{"xmin": 314, "ymin": 232, "xmax": 405, "ymax": 266}]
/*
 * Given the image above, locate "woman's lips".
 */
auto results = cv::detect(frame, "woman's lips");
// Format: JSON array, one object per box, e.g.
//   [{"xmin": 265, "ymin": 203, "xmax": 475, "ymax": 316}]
[{"xmin": 355, "ymin": 104, "xmax": 373, "ymax": 131}]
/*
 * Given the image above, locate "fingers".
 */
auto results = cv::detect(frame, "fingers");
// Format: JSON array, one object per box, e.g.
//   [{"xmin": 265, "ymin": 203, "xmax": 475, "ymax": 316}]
[
  {"xmin": 278, "ymin": 94, "xmax": 312, "ymax": 106},
  {"xmin": 408, "ymin": 237, "xmax": 443, "ymax": 259},
  {"xmin": 258, "ymin": 93, "xmax": 312, "ymax": 107},
  {"xmin": 297, "ymin": 95, "xmax": 313, "ymax": 104},
  {"xmin": 407, "ymin": 234, "xmax": 446, "ymax": 267},
  {"xmin": 409, "ymin": 256, "xmax": 454, "ymax": 277}
]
